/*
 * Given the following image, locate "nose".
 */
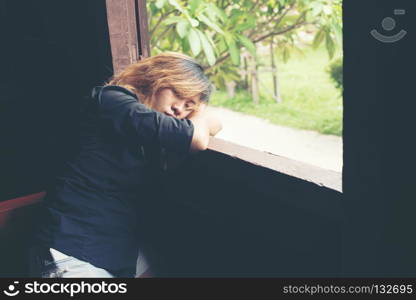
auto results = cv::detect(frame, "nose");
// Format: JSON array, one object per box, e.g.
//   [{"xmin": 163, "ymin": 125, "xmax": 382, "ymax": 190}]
[{"xmin": 172, "ymin": 103, "xmax": 184, "ymax": 117}]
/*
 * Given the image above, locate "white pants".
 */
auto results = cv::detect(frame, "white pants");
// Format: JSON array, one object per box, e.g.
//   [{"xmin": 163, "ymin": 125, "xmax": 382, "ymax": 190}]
[{"xmin": 29, "ymin": 247, "xmax": 150, "ymax": 278}]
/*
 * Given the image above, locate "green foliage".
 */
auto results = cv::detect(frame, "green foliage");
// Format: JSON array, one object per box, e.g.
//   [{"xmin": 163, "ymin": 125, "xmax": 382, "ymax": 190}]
[
  {"xmin": 224, "ymin": 33, "xmax": 239, "ymax": 65},
  {"xmin": 237, "ymin": 34, "xmax": 256, "ymax": 57},
  {"xmin": 311, "ymin": 0, "xmax": 343, "ymax": 59},
  {"xmin": 327, "ymin": 57, "xmax": 343, "ymax": 90},
  {"xmin": 209, "ymin": 63, "xmax": 241, "ymax": 90},
  {"xmin": 148, "ymin": 0, "xmax": 343, "ymax": 71},
  {"xmin": 188, "ymin": 28, "xmax": 201, "ymax": 56},
  {"xmin": 149, "ymin": 0, "xmax": 222, "ymax": 66},
  {"xmin": 197, "ymin": 29, "xmax": 216, "ymax": 65}
]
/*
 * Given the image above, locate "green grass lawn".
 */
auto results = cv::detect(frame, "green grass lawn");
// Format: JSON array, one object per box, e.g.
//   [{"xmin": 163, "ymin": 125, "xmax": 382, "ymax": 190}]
[{"xmin": 210, "ymin": 46, "xmax": 343, "ymax": 136}]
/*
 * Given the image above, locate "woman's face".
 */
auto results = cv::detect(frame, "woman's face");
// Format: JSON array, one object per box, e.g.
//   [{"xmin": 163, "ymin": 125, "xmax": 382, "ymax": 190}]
[{"xmin": 150, "ymin": 88, "xmax": 199, "ymax": 119}]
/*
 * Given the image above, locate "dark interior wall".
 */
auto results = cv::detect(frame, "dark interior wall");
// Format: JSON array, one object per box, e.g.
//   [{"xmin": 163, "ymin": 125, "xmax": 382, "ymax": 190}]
[
  {"xmin": 140, "ymin": 151, "xmax": 343, "ymax": 277},
  {"xmin": 343, "ymin": 0, "xmax": 416, "ymax": 276},
  {"xmin": 0, "ymin": 1, "xmax": 113, "ymax": 276},
  {"xmin": 0, "ymin": 0, "xmax": 112, "ymax": 201}
]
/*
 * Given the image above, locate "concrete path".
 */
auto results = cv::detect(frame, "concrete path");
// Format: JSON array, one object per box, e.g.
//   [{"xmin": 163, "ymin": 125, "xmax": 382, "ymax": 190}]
[{"xmin": 207, "ymin": 106, "xmax": 343, "ymax": 172}]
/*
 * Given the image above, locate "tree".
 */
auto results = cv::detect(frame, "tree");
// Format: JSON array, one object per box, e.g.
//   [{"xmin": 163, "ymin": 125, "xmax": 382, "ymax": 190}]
[{"xmin": 147, "ymin": 0, "xmax": 342, "ymax": 94}]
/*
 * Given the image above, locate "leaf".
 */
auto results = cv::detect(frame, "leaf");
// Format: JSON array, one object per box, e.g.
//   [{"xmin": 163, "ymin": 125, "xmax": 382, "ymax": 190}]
[
  {"xmin": 196, "ymin": 29, "xmax": 216, "ymax": 66},
  {"xmin": 206, "ymin": 33, "xmax": 219, "ymax": 56},
  {"xmin": 230, "ymin": 8, "xmax": 244, "ymax": 18},
  {"xmin": 331, "ymin": 22, "xmax": 343, "ymax": 44},
  {"xmin": 168, "ymin": 0, "xmax": 185, "ymax": 13},
  {"xmin": 217, "ymin": 36, "xmax": 228, "ymax": 53},
  {"xmin": 325, "ymin": 31, "xmax": 336, "ymax": 59},
  {"xmin": 224, "ymin": 33, "xmax": 240, "ymax": 66},
  {"xmin": 181, "ymin": 37, "xmax": 190, "ymax": 53},
  {"xmin": 190, "ymin": 0, "xmax": 202, "ymax": 15},
  {"xmin": 176, "ymin": 21, "xmax": 189, "ymax": 38},
  {"xmin": 226, "ymin": 69, "xmax": 241, "ymax": 82},
  {"xmin": 188, "ymin": 28, "xmax": 201, "ymax": 56},
  {"xmin": 206, "ymin": 3, "xmax": 226, "ymax": 22},
  {"xmin": 214, "ymin": 76, "xmax": 226, "ymax": 90},
  {"xmin": 167, "ymin": 30, "xmax": 176, "ymax": 48},
  {"xmin": 313, "ymin": 28, "xmax": 325, "ymax": 49},
  {"xmin": 180, "ymin": 15, "xmax": 199, "ymax": 28},
  {"xmin": 237, "ymin": 34, "xmax": 256, "ymax": 56},
  {"xmin": 310, "ymin": 2, "xmax": 324, "ymax": 17},
  {"xmin": 188, "ymin": 17, "xmax": 199, "ymax": 27},
  {"xmin": 164, "ymin": 16, "xmax": 185, "ymax": 25},
  {"xmin": 155, "ymin": 0, "xmax": 167, "ymax": 9},
  {"xmin": 230, "ymin": 9, "xmax": 244, "ymax": 27},
  {"xmin": 149, "ymin": 2, "xmax": 158, "ymax": 15},
  {"xmin": 235, "ymin": 15, "xmax": 256, "ymax": 32},
  {"xmin": 168, "ymin": 0, "xmax": 199, "ymax": 27},
  {"xmin": 197, "ymin": 13, "xmax": 224, "ymax": 34},
  {"xmin": 282, "ymin": 47, "xmax": 290, "ymax": 63}
]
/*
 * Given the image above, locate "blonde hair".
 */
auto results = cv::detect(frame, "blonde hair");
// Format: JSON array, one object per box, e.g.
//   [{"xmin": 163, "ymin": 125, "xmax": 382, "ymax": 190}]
[{"xmin": 106, "ymin": 52, "xmax": 212, "ymax": 105}]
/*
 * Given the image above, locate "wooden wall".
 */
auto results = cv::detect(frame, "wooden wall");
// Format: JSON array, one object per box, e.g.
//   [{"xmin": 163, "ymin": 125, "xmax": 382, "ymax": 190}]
[{"xmin": 139, "ymin": 150, "xmax": 343, "ymax": 277}]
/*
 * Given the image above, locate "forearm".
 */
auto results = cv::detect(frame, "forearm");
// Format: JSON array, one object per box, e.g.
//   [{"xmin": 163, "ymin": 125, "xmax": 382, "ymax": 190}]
[
  {"xmin": 188, "ymin": 114, "xmax": 210, "ymax": 152},
  {"xmin": 207, "ymin": 115, "xmax": 222, "ymax": 136},
  {"xmin": 187, "ymin": 105, "xmax": 222, "ymax": 152}
]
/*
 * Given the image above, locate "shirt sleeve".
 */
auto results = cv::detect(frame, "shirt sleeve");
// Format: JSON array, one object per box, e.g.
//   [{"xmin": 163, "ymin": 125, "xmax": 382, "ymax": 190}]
[{"xmin": 96, "ymin": 85, "xmax": 194, "ymax": 154}]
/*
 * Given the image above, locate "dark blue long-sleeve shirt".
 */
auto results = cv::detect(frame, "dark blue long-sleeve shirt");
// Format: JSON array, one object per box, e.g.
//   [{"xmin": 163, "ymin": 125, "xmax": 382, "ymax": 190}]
[{"xmin": 33, "ymin": 85, "xmax": 194, "ymax": 271}]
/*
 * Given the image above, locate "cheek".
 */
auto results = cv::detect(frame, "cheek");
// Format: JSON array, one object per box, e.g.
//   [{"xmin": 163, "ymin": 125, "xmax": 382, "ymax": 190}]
[
  {"xmin": 181, "ymin": 110, "xmax": 193, "ymax": 119},
  {"xmin": 152, "ymin": 90, "xmax": 175, "ymax": 110},
  {"xmin": 153, "ymin": 99, "xmax": 171, "ymax": 111}
]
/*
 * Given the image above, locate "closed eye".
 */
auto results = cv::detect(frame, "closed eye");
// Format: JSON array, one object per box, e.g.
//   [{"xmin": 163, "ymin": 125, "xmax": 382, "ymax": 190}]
[{"xmin": 184, "ymin": 101, "xmax": 196, "ymax": 111}]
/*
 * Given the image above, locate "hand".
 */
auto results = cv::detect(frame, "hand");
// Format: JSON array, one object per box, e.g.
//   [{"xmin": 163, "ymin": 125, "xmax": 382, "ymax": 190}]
[
  {"xmin": 207, "ymin": 114, "xmax": 222, "ymax": 136},
  {"xmin": 187, "ymin": 103, "xmax": 222, "ymax": 152},
  {"xmin": 187, "ymin": 102, "xmax": 207, "ymax": 118},
  {"xmin": 187, "ymin": 104, "xmax": 222, "ymax": 136}
]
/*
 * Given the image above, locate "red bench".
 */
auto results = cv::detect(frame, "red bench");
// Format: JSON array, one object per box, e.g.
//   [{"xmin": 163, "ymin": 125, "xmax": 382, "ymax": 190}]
[{"xmin": 0, "ymin": 192, "xmax": 46, "ymax": 277}]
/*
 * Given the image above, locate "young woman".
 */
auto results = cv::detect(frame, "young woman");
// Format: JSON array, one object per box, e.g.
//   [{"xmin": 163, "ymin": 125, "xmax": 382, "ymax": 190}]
[{"xmin": 28, "ymin": 52, "xmax": 222, "ymax": 278}]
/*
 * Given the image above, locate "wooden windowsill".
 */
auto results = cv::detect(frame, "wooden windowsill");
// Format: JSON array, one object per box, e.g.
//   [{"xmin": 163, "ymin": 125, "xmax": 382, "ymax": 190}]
[{"xmin": 207, "ymin": 137, "xmax": 342, "ymax": 193}]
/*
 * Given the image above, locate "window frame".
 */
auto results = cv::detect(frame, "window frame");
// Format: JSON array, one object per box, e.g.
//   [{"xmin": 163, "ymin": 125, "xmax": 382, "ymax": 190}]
[{"xmin": 106, "ymin": 0, "xmax": 342, "ymax": 193}]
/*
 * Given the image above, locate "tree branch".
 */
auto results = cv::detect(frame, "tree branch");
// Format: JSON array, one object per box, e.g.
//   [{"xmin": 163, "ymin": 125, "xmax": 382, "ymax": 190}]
[
  {"xmin": 152, "ymin": 24, "xmax": 174, "ymax": 46},
  {"xmin": 150, "ymin": 9, "xmax": 176, "ymax": 36},
  {"xmin": 253, "ymin": 22, "xmax": 306, "ymax": 43},
  {"xmin": 272, "ymin": 2, "xmax": 296, "ymax": 28},
  {"xmin": 204, "ymin": 7, "xmax": 309, "ymax": 72},
  {"xmin": 221, "ymin": 0, "xmax": 232, "ymax": 10},
  {"xmin": 248, "ymin": 3, "xmax": 295, "ymax": 39},
  {"xmin": 248, "ymin": 0, "xmax": 261, "ymax": 14},
  {"xmin": 253, "ymin": 12, "xmax": 308, "ymax": 43},
  {"xmin": 203, "ymin": 51, "xmax": 230, "ymax": 71}
]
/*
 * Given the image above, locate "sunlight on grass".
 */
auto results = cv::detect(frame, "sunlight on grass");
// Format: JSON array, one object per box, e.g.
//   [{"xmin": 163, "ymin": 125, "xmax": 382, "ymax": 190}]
[{"xmin": 210, "ymin": 47, "xmax": 343, "ymax": 136}]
